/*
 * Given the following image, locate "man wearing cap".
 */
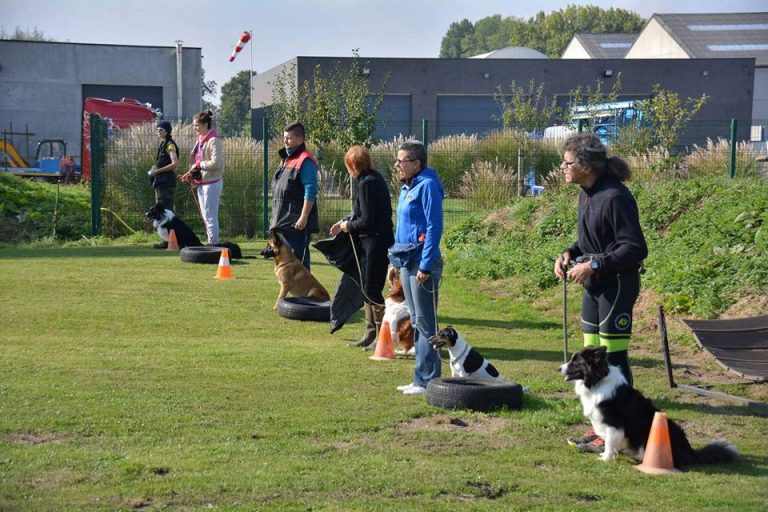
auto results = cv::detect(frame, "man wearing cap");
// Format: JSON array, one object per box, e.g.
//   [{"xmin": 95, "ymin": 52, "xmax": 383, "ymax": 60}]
[{"xmin": 148, "ymin": 121, "xmax": 179, "ymax": 248}]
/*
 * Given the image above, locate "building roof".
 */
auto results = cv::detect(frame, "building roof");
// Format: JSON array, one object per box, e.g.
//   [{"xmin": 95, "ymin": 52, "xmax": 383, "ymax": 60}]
[
  {"xmin": 652, "ymin": 12, "xmax": 768, "ymax": 66},
  {"xmin": 470, "ymin": 46, "xmax": 548, "ymax": 59},
  {"xmin": 570, "ymin": 33, "xmax": 638, "ymax": 58}
]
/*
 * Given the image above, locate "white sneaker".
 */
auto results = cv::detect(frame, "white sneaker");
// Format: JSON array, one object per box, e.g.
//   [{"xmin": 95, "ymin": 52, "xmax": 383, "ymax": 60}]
[
  {"xmin": 402, "ymin": 385, "xmax": 426, "ymax": 395},
  {"xmin": 396, "ymin": 382, "xmax": 416, "ymax": 391}
]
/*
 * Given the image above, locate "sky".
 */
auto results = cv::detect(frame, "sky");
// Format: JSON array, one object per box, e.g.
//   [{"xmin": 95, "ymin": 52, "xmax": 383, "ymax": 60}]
[{"xmin": 4, "ymin": 0, "xmax": 766, "ymax": 103}]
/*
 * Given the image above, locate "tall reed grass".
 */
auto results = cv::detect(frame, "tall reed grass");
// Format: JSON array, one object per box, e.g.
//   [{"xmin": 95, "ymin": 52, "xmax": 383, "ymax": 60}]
[
  {"xmin": 103, "ymin": 122, "xmax": 264, "ymax": 238},
  {"xmin": 459, "ymin": 159, "xmax": 519, "ymax": 210}
]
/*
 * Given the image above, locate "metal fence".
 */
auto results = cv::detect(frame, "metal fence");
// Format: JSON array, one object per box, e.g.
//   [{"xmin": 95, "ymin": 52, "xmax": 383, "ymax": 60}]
[{"xmin": 90, "ymin": 116, "xmax": 768, "ymax": 239}]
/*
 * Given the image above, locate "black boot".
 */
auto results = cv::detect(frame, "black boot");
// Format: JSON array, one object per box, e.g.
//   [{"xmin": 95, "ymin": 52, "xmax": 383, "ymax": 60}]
[
  {"xmin": 364, "ymin": 304, "xmax": 386, "ymax": 352},
  {"xmin": 153, "ymin": 240, "xmax": 168, "ymax": 249},
  {"xmin": 349, "ymin": 303, "xmax": 377, "ymax": 347}
]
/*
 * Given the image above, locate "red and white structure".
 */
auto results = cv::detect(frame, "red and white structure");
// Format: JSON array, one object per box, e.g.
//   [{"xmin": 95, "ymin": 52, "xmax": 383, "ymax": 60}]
[{"xmin": 229, "ymin": 31, "xmax": 252, "ymax": 62}]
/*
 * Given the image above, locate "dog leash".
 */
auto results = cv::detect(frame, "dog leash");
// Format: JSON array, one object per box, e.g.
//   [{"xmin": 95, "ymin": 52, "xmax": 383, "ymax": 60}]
[{"xmin": 348, "ymin": 233, "xmax": 385, "ymax": 307}]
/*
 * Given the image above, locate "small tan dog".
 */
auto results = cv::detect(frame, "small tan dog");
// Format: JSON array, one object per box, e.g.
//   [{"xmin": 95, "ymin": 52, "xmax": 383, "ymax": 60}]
[
  {"xmin": 384, "ymin": 267, "xmax": 414, "ymax": 354},
  {"xmin": 268, "ymin": 230, "xmax": 330, "ymax": 309}
]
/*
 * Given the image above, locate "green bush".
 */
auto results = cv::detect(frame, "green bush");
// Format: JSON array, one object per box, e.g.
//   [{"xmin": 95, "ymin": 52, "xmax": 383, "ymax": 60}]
[
  {"xmin": 444, "ymin": 175, "xmax": 768, "ymax": 317},
  {"xmin": 476, "ymin": 130, "xmax": 524, "ymax": 169},
  {"xmin": 0, "ymin": 174, "xmax": 90, "ymax": 244},
  {"xmin": 458, "ymin": 159, "xmax": 518, "ymax": 209},
  {"xmin": 426, "ymin": 134, "xmax": 478, "ymax": 195}
]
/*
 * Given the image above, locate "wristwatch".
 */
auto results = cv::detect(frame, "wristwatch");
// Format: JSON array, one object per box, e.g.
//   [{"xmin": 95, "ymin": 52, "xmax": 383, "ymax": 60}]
[{"xmin": 590, "ymin": 259, "xmax": 601, "ymax": 271}]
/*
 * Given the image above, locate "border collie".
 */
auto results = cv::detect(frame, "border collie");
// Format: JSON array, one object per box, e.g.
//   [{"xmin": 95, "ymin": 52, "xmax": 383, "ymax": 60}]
[
  {"xmin": 559, "ymin": 346, "xmax": 738, "ymax": 468},
  {"xmin": 430, "ymin": 326, "xmax": 503, "ymax": 381},
  {"xmin": 145, "ymin": 203, "xmax": 202, "ymax": 249}
]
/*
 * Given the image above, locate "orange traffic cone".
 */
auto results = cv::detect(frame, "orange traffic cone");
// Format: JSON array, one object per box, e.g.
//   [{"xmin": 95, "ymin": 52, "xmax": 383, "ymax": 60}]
[
  {"xmin": 214, "ymin": 248, "xmax": 233, "ymax": 280},
  {"xmin": 370, "ymin": 320, "xmax": 396, "ymax": 360},
  {"xmin": 166, "ymin": 229, "xmax": 180, "ymax": 251},
  {"xmin": 636, "ymin": 411, "xmax": 680, "ymax": 474}
]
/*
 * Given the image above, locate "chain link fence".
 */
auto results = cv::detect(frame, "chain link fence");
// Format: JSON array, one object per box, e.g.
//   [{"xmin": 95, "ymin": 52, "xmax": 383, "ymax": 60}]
[{"xmin": 90, "ymin": 116, "xmax": 768, "ymax": 239}]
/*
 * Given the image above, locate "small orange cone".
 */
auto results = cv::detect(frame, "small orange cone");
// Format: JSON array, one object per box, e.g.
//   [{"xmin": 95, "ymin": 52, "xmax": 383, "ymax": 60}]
[
  {"xmin": 214, "ymin": 248, "xmax": 233, "ymax": 280},
  {"xmin": 636, "ymin": 411, "xmax": 680, "ymax": 474},
  {"xmin": 370, "ymin": 320, "xmax": 396, "ymax": 360},
  {"xmin": 166, "ymin": 229, "xmax": 180, "ymax": 251}
]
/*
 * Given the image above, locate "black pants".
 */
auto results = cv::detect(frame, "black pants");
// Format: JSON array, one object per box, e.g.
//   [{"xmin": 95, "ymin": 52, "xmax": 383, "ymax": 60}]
[
  {"xmin": 359, "ymin": 235, "xmax": 391, "ymax": 305},
  {"xmin": 154, "ymin": 185, "xmax": 174, "ymax": 211},
  {"xmin": 581, "ymin": 271, "xmax": 640, "ymax": 386}
]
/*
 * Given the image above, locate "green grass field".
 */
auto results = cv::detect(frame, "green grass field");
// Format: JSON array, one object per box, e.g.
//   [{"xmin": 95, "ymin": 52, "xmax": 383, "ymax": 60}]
[{"xmin": 1, "ymin": 242, "xmax": 767, "ymax": 511}]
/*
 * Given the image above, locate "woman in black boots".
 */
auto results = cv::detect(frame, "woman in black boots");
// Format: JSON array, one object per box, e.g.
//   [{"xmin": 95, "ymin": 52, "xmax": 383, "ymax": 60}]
[{"xmin": 330, "ymin": 145, "xmax": 394, "ymax": 349}]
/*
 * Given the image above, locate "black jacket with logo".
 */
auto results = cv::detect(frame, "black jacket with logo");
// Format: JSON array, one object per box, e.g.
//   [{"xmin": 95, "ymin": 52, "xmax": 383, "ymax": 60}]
[{"xmin": 152, "ymin": 137, "xmax": 178, "ymax": 189}]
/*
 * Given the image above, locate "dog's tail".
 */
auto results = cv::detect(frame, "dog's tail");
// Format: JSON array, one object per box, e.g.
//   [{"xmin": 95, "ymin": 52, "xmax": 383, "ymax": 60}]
[{"xmin": 693, "ymin": 440, "xmax": 739, "ymax": 465}]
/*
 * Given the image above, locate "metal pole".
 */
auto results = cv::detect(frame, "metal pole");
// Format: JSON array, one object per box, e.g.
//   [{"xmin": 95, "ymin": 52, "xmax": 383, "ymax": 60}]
[
  {"xmin": 517, "ymin": 147, "xmax": 523, "ymax": 196},
  {"xmin": 90, "ymin": 114, "xmax": 103, "ymax": 236},
  {"xmin": 562, "ymin": 265, "xmax": 569, "ymax": 363},
  {"xmin": 3, "ymin": 130, "xmax": 7, "ymax": 172},
  {"xmin": 658, "ymin": 305, "xmax": 676, "ymax": 389},
  {"xmin": 421, "ymin": 119, "xmax": 429, "ymax": 151},
  {"xmin": 262, "ymin": 117, "xmax": 269, "ymax": 239},
  {"xmin": 729, "ymin": 118, "xmax": 737, "ymax": 178},
  {"xmin": 249, "ymin": 30, "xmax": 254, "ymax": 138},
  {"xmin": 175, "ymin": 41, "xmax": 183, "ymax": 118}
]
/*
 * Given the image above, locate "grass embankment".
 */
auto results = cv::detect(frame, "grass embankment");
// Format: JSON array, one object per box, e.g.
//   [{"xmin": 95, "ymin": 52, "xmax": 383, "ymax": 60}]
[
  {"xmin": 446, "ymin": 176, "xmax": 768, "ymax": 318},
  {"xmin": 1, "ymin": 241, "xmax": 767, "ymax": 511}
]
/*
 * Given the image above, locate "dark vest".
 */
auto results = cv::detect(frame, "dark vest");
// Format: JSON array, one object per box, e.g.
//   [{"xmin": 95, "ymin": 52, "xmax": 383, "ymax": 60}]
[
  {"xmin": 271, "ymin": 144, "xmax": 319, "ymax": 233},
  {"xmin": 152, "ymin": 137, "xmax": 178, "ymax": 189}
]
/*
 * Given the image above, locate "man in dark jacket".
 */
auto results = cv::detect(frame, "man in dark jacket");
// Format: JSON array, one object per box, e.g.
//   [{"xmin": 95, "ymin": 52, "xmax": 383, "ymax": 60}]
[
  {"xmin": 149, "ymin": 120, "xmax": 178, "ymax": 248},
  {"xmin": 270, "ymin": 122, "xmax": 318, "ymax": 269}
]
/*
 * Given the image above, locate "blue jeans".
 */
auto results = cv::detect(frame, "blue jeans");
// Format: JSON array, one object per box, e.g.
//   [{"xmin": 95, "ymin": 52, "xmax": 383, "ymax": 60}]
[
  {"xmin": 281, "ymin": 229, "xmax": 311, "ymax": 270},
  {"xmin": 400, "ymin": 258, "xmax": 442, "ymax": 387}
]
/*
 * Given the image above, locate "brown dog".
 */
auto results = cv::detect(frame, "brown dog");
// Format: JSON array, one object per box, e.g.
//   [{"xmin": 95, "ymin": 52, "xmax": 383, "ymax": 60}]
[
  {"xmin": 385, "ymin": 267, "xmax": 414, "ymax": 354},
  {"xmin": 268, "ymin": 231, "xmax": 330, "ymax": 309}
]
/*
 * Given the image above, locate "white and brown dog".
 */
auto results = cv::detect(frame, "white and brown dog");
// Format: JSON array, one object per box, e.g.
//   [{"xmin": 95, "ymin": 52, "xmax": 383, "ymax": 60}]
[
  {"xmin": 382, "ymin": 267, "xmax": 414, "ymax": 355},
  {"xmin": 430, "ymin": 326, "xmax": 503, "ymax": 381},
  {"xmin": 560, "ymin": 346, "xmax": 738, "ymax": 468}
]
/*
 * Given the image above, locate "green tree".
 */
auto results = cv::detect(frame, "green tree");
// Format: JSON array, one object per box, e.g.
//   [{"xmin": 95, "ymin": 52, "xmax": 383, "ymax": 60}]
[
  {"xmin": 638, "ymin": 85, "xmax": 708, "ymax": 165},
  {"xmin": 495, "ymin": 79, "xmax": 561, "ymax": 132},
  {"xmin": 438, "ymin": 6, "xmax": 645, "ymax": 58},
  {"xmin": 218, "ymin": 70, "xmax": 255, "ymax": 136},
  {"xmin": 0, "ymin": 26, "xmax": 53, "ymax": 41},
  {"xmin": 201, "ymin": 68, "xmax": 218, "ymax": 117},
  {"xmin": 439, "ymin": 19, "xmax": 474, "ymax": 58},
  {"xmin": 268, "ymin": 51, "xmax": 390, "ymax": 153}
]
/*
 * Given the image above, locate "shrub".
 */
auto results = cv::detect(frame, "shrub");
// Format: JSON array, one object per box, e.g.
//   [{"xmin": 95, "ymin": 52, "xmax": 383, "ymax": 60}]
[
  {"xmin": 476, "ymin": 129, "xmax": 524, "ymax": 169},
  {"xmin": 0, "ymin": 173, "xmax": 90, "ymax": 244},
  {"xmin": 685, "ymin": 137, "xmax": 762, "ymax": 179},
  {"xmin": 426, "ymin": 134, "xmax": 478, "ymax": 195},
  {"xmin": 458, "ymin": 159, "xmax": 517, "ymax": 210}
]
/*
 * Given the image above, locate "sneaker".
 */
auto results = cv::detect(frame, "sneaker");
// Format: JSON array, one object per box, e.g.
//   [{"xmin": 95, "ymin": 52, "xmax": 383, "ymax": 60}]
[
  {"xmin": 396, "ymin": 382, "xmax": 416, "ymax": 391},
  {"xmin": 153, "ymin": 241, "xmax": 168, "ymax": 249},
  {"xmin": 567, "ymin": 427, "xmax": 598, "ymax": 446},
  {"xmin": 402, "ymin": 385, "xmax": 426, "ymax": 395},
  {"xmin": 577, "ymin": 436, "xmax": 605, "ymax": 454},
  {"xmin": 363, "ymin": 341, "xmax": 377, "ymax": 352}
]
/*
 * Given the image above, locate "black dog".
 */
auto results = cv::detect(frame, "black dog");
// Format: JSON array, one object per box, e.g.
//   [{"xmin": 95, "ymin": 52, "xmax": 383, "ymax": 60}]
[
  {"xmin": 145, "ymin": 203, "xmax": 202, "ymax": 249},
  {"xmin": 559, "ymin": 346, "xmax": 738, "ymax": 469}
]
